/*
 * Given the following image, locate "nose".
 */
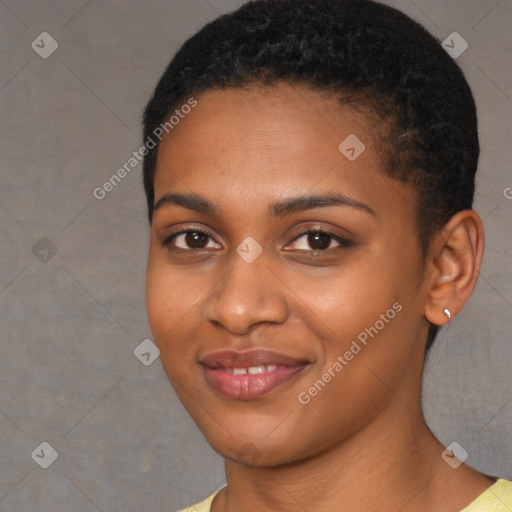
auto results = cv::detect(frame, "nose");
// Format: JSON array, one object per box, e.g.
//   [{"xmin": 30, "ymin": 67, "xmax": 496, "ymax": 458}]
[{"xmin": 203, "ymin": 249, "xmax": 289, "ymax": 335}]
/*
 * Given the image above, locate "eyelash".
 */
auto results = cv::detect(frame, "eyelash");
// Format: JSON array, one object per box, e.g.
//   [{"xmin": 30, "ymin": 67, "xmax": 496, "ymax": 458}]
[{"xmin": 161, "ymin": 227, "xmax": 354, "ymax": 253}]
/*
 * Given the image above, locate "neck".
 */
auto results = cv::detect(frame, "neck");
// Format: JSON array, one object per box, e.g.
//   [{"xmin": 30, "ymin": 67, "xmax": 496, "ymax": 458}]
[{"xmin": 214, "ymin": 386, "xmax": 494, "ymax": 511}]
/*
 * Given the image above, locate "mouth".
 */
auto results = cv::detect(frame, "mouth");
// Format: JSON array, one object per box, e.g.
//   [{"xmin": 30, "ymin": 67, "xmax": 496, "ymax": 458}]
[{"xmin": 199, "ymin": 349, "xmax": 310, "ymax": 400}]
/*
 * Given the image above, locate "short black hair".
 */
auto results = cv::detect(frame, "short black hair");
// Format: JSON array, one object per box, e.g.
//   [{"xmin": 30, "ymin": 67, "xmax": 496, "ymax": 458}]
[{"xmin": 142, "ymin": 0, "xmax": 479, "ymax": 352}]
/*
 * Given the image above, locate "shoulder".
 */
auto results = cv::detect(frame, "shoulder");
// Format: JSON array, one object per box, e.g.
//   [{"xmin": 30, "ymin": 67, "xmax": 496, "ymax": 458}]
[
  {"xmin": 176, "ymin": 480, "xmax": 512, "ymax": 511},
  {"xmin": 177, "ymin": 486, "xmax": 226, "ymax": 512},
  {"xmin": 461, "ymin": 478, "xmax": 512, "ymax": 511}
]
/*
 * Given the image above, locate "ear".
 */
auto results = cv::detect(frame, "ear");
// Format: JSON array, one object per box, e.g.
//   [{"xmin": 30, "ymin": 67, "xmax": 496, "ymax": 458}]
[{"xmin": 423, "ymin": 210, "xmax": 485, "ymax": 326}]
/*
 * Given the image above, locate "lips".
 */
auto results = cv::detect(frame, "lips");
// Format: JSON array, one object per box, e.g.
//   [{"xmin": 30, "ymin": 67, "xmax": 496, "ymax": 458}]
[
  {"xmin": 200, "ymin": 349, "xmax": 307, "ymax": 369},
  {"xmin": 199, "ymin": 349, "xmax": 309, "ymax": 400}
]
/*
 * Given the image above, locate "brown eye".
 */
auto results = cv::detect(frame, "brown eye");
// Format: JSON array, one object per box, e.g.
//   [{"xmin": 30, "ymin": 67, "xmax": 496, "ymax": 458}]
[
  {"xmin": 184, "ymin": 231, "xmax": 209, "ymax": 249},
  {"xmin": 288, "ymin": 229, "xmax": 353, "ymax": 252},
  {"xmin": 163, "ymin": 230, "xmax": 220, "ymax": 250},
  {"xmin": 307, "ymin": 232, "xmax": 331, "ymax": 250}
]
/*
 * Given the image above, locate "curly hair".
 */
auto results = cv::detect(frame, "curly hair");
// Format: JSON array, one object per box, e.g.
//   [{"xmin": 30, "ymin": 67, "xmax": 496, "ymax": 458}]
[{"xmin": 142, "ymin": 0, "xmax": 479, "ymax": 352}]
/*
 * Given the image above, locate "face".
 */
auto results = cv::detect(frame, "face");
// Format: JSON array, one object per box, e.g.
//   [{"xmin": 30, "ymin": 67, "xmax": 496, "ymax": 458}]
[{"xmin": 146, "ymin": 83, "xmax": 431, "ymax": 466}]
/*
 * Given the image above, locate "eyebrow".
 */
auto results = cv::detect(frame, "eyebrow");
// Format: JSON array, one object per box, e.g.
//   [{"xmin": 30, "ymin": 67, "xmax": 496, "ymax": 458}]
[{"xmin": 153, "ymin": 192, "xmax": 377, "ymax": 218}]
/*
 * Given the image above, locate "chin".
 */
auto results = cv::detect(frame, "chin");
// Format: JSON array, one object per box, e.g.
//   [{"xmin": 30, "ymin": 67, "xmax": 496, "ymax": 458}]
[{"xmin": 201, "ymin": 424, "xmax": 307, "ymax": 468}]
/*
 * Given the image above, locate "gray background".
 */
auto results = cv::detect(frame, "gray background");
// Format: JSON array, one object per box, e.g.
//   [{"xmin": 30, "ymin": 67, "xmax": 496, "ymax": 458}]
[{"xmin": 0, "ymin": 0, "xmax": 511, "ymax": 510}]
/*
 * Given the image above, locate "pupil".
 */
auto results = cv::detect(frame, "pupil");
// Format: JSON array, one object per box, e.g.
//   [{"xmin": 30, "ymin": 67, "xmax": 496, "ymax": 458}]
[
  {"xmin": 186, "ymin": 231, "xmax": 207, "ymax": 248},
  {"xmin": 309, "ymin": 232, "xmax": 330, "ymax": 250}
]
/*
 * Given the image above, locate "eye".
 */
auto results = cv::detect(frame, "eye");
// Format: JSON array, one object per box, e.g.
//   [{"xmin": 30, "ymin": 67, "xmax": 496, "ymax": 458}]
[
  {"xmin": 162, "ymin": 229, "xmax": 221, "ymax": 250},
  {"xmin": 287, "ymin": 229, "xmax": 353, "ymax": 252},
  {"xmin": 160, "ymin": 227, "xmax": 353, "ymax": 253}
]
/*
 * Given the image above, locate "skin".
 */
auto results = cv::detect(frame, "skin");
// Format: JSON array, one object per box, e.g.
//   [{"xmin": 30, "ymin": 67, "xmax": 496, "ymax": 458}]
[{"xmin": 145, "ymin": 83, "xmax": 491, "ymax": 511}]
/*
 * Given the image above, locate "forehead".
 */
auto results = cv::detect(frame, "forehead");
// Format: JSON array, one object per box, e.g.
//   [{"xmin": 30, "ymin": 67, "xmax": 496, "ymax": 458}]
[{"xmin": 153, "ymin": 83, "xmax": 415, "ymax": 219}]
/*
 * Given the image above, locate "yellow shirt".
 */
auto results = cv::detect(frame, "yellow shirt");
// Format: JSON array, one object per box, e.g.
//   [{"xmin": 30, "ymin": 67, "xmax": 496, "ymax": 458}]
[{"xmin": 178, "ymin": 479, "xmax": 512, "ymax": 511}]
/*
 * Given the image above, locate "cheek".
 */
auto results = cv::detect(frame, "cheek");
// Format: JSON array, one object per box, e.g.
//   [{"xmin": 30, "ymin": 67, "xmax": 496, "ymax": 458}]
[
  {"xmin": 145, "ymin": 260, "xmax": 188, "ymax": 354},
  {"xmin": 146, "ymin": 254, "xmax": 190, "ymax": 325},
  {"xmin": 290, "ymin": 257, "xmax": 414, "ymax": 376},
  {"xmin": 281, "ymin": 259, "xmax": 397, "ymax": 337},
  {"xmin": 145, "ymin": 265, "xmax": 170, "ymax": 338},
  {"xmin": 145, "ymin": 268, "xmax": 198, "ymax": 395},
  {"xmin": 145, "ymin": 258, "xmax": 210, "ymax": 364}
]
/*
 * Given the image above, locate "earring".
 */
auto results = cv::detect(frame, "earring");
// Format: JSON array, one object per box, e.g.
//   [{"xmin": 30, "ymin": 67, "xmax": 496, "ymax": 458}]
[{"xmin": 443, "ymin": 308, "xmax": 451, "ymax": 321}]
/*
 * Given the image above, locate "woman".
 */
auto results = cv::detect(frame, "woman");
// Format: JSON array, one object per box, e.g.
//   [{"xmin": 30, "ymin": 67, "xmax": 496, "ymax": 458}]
[{"xmin": 142, "ymin": 0, "xmax": 512, "ymax": 510}]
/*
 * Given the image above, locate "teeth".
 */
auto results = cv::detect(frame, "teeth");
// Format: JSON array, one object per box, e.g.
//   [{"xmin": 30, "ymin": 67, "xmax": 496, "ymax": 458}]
[
  {"xmin": 229, "ymin": 365, "xmax": 279, "ymax": 375},
  {"xmin": 248, "ymin": 366, "xmax": 265, "ymax": 374}
]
